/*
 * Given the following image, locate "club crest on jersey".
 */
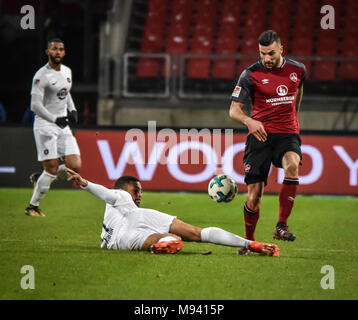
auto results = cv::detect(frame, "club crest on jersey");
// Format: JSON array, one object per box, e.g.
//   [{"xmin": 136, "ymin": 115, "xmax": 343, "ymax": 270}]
[
  {"xmin": 232, "ymin": 86, "xmax": 241, "ymax": 98},
  {"xmin": 57, "ymin": 88, "xmax": 68, "ymax": 100},
  {"xmin": 290, "ymin": 73, "xmax": 298, "ymax": 83},
  {"xmin": 276, "ymin": 85, "xmax": 288, "ymax": 96}
]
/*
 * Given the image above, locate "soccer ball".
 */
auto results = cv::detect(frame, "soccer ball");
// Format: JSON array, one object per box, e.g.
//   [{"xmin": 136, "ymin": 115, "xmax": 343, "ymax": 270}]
[{"xmin": 208, "ymin": 175, "xmax": 237, "ymax": 203}]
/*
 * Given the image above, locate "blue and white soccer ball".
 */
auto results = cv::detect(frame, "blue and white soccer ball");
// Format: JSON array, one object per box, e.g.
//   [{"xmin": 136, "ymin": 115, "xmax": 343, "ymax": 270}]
[{"xmin": 208, "ymin": 175, "xmax": 237, "ymax": 203}]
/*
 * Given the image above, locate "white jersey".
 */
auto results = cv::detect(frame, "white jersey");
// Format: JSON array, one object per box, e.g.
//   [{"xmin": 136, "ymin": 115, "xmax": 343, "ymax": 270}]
[
  {"xmin": 83, "ymin": 182, "xmax": 175, "ymax": 251},
  {"xmin": 100, "ymin": 189, "xmax": 138, "ymax": 248},
  {"xmin": 31, "ymin": 63, "xmax": 75, "ymax": 129}
]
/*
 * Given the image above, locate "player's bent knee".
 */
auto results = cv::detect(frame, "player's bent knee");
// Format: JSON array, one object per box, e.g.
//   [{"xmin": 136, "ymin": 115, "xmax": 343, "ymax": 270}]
[{"xmin": 284, "ymin": 162, "xmax": 299, "ymax": 177}]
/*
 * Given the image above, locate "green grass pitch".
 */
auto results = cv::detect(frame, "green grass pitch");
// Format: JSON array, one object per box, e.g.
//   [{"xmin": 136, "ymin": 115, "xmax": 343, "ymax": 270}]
[{"xmin": 0, "ymin": 188, "xmax": 357, "ymax": 300}]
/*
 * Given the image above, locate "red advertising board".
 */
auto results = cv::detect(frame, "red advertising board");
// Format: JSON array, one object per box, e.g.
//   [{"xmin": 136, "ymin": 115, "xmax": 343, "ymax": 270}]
[{"xmin": 75, "ymin": 130, "xmax": 358, "ymax": 195}]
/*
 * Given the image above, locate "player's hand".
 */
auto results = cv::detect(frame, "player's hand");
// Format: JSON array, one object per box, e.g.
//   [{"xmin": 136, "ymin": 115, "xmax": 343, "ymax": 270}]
[
  {"xmin": 246, "ymin": 118, "xmax": 268, "ymax": 142},
  {"xmin": 66, "ymin": 168, "xmax": 88, "ymax": 187},
  {"xmin": 68, "ymin": 110, "xmax": 78, "ymax": 125},
  {"xmin": 55, "ymin": 116, "xmax": 69, "ymax": 128}
]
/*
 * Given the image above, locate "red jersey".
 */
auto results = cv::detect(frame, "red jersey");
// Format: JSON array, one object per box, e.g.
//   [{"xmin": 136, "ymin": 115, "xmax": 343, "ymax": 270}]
[{"xmin": 231, "ymin": 58, "xmax": 306, "ymax": 134}]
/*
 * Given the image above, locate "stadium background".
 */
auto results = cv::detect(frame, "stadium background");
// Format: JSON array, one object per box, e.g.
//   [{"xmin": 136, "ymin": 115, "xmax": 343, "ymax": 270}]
[{"xmin": 0, "ymin": 0, "xmax": 357, "ymax": 195}]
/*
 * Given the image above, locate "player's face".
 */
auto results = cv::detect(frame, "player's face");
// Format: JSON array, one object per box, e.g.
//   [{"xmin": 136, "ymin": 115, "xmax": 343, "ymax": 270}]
[
  {"xmin": 259, "ymin": 41, "xmax": 283, "ymax": 69},
  {"xmin": 46, "ymin": 42, "xmax": 66, "ymax": 65},
  {"xmin": 125, "ymin": 181, "xmax": 143, "ymax": 207}
]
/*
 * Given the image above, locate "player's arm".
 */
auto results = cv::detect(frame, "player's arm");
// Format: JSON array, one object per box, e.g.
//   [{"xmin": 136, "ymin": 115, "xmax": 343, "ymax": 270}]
[
  {"xmin": 31, "ymin": 75, "xmax": 68, "ymax": 127},
  {"xmin": 229, "ymin": 69, "xmax": 267, "ymax": 142},
  {"xmin": 31, "ymin": 94, "xmax": 57, "ymax": 123},
  {"xmin": 295, "ymin": 85, "xmax": 304, "ymax": 113},
  {"xmin": 229, "ymin": 101, "xmax": 267, "ymax": 142},
  {"xmin": 66, "ymin": 168, "xmax": 118, "ymax": 205},
  {"xmin": 66, "ymin": 93, "xmax": 78, "ymax": 124}
]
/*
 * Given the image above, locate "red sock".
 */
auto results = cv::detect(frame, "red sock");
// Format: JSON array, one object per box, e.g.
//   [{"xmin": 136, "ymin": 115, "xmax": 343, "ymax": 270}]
[
  {"xmin": 277, "ymin": 177, "xmax": 299, "ymax": 225},
  {"xmin": 243, "ymin": 202, "xmax": 260, "ymax": 241}
]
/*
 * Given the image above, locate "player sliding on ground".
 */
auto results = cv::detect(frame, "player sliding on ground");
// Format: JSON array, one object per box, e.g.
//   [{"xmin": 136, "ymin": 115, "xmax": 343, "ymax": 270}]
[{"xmin": 66, "ymin": 168, "xmax": 279, "ymax": 256}]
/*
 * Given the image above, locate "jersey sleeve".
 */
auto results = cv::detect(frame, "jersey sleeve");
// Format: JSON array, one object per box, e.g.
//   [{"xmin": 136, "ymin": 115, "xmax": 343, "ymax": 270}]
[
  {"xmin": 83, "ymin": 181, "xmax": 120, "ymax": 206},
  {"xmin": 231, "ymin": 69, "xmax": 252, "ymax": 103},
  {"xmin": 299, "ymin": 63, "xmax": 307, "ymax": 88},
  {"xmin": 30, "ymin": 70, "xmax": 57, "ymax": 123},
  {"xmin": 66, "ymin": 93, "xmax": 76, "ymax": 112},
  {"xmin": 31, "ymin": 70, "xmax": 46, "ymax": 97}
]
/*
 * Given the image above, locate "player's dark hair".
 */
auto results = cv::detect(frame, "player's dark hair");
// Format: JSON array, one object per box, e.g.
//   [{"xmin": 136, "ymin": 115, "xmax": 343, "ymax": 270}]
[
  {"xmin": 258, "ymin": 30, "xmax": 281, "ymax": 46},
  {"xmin": 114, "ymin": 176, "xmax": 140, "ymax": 189},
  {"xmin": 47, "ymin": 38, "xmax": 64, "ymax": 48}
]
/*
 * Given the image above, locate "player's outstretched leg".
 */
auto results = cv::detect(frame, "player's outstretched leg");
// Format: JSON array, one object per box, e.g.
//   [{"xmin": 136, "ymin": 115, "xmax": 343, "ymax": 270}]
[{"xmin": 247, "ymin": 241, "xmax": 279, "ymax": 256}]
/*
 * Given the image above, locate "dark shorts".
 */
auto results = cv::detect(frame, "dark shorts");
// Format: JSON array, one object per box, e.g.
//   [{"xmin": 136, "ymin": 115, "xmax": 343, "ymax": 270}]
[{"xmin": 243, "ymin": 133, "xmax": 302, "ymax": 186}]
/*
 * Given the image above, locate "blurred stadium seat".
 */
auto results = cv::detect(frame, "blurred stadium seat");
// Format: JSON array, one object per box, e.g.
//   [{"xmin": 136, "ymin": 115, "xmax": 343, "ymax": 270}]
[
  {"xmin": 212, "ymin": 0, "xmax": 242, "ymax": 79},
  {"xmin": 134, "ymin": 0, "xmax": 357, "ymax": 82},
  {"xmin": 313, "ymin": 29, "xmax": 339, "ymax": 81},
  {"xmin": 187, "ymin": 0, "xmax": 218, "ymax": 79},
  {"xmin": 137, "ymin": 0, "xmax": 168, "ymax": 77}
]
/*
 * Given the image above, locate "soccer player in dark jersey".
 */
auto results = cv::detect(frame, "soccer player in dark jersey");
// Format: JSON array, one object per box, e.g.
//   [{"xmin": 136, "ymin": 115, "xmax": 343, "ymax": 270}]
[{"xmin": 229, "ymin": 30, "xmax": 306, "ymax": 254}]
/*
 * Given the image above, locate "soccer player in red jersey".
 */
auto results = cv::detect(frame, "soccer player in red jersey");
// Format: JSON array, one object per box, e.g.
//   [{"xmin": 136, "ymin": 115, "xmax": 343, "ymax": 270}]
[{"xmin": 229, "ymin": 30, "xmax": 306, "ymax": 253}]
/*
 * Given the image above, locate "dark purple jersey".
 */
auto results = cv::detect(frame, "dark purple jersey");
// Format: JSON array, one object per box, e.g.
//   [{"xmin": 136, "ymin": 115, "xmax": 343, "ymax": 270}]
[{"xmin": 231, "ymin": 58, "xmax": 306, "ymax": 134}]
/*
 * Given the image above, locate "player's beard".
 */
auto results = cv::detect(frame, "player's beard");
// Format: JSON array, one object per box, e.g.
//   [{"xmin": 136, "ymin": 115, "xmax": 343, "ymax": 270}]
[
  {"xmin": 264, "ymin": 56, "xmax": 281, "ymax": 69},
  {"xmin": 49, "ymin": 54, "xmax": 63, "ymax": 66}
]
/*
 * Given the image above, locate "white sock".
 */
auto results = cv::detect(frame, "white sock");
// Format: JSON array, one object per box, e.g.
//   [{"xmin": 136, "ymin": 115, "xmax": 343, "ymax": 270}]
[
  {"xmin": 30, "ymin": 171, "xmax": 57, "ymax": 206},
  {"xmin": 200, "ymin": 227, "xmax": 252, "ymax": 248},
  {"xmin": 158, "ymin": 236, "xmax": 178, "ymax": 243}
]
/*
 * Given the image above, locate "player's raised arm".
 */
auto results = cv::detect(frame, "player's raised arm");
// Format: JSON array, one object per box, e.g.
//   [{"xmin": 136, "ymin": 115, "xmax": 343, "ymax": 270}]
[{"xmin": 66, "ymin": 168, "xmax": 118, "ymax": 205}]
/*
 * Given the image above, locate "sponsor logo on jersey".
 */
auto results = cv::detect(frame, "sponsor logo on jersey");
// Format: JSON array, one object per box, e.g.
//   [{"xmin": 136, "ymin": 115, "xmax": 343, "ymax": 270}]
[
  {"xmin": 262, "ymin": 79, "xmax": 269, "ymax": 84},
  {"xmin": 34, "ymin": 79, "xmax": 40, "ymax": 85},
  {"xmin": 276, "ymin": 85, "xmax": 288, "ymax": 96},
  {"xmin": 67, "ymin": 78, "xmax": 71, "ymax": 83},
  {"xmin": 232, "ymin": 86, "xmax": 241, "ymax": 98},
  {"xmin": 290, "ymin": 72, "xmax": 298, "ymax": 82},
  {"xmin": 266, "ymin": 95, "xmax": 295, "ymax": 106},
  {"xmin": 57, "ymin": 88, "xmax": 68, "ymax": 100}
]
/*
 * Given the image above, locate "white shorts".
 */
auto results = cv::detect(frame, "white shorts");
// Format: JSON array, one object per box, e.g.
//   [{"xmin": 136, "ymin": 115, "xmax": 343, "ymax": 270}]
[
  {"xmin": 115, "ymin": 208, "xmax": 176, "ymax": 251},
  {"xmin": 33, "ymin": 125, "xmax": 80, "ymax": 161}
]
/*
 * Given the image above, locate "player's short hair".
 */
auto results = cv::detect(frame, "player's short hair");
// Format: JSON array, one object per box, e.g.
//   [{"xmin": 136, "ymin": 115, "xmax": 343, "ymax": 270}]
[
  {"xmin": 114, "ymin": 176, "xmax": 140, "ymax": 189},
  {"xmin": 47, "ymin": 38, "xmax": 64, "ymax": 48},
  {"xmin": 258, "ymin": 30, "xmax": 281, "ymax": 46}
]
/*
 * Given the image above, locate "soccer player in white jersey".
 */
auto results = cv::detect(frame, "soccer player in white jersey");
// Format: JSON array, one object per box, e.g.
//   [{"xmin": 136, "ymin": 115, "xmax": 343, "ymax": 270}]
[
  {"xmin": 25, "ymin": 39, "xmax": 81, "ymax": 217},
  {"xmin": 65, "ymin": 168, "xmax": 280, "ymax": 256}
]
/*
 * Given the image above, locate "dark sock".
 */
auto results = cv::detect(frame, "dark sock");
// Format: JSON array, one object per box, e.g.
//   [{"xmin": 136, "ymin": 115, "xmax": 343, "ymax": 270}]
[
  {"xmin": 243, "ymin": 202, "xmax": 260, "ymax": 241},
  {"xmin": 277, "ymin": 177, "xmax": 299, "ymax": 225}
]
